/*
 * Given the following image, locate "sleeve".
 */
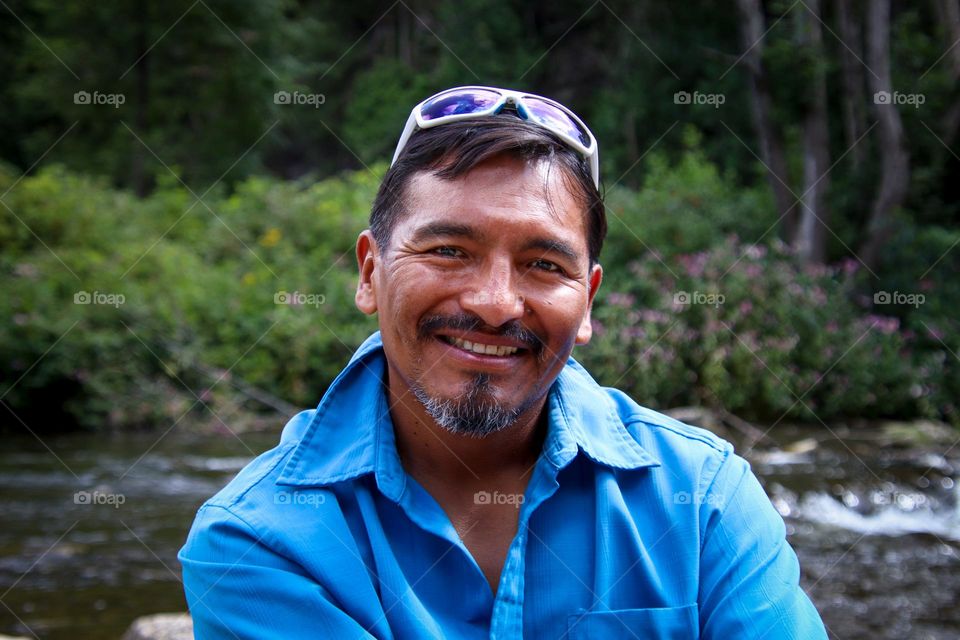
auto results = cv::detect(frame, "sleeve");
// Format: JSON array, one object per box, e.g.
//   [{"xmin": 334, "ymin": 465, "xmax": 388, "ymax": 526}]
[
  {"xmin": 697, "ymin": 451, "xmax": 828, "ymax": 640},
  {"xmin": 178, "ymin": 504, "xmax": 389, "ymax": 640}
]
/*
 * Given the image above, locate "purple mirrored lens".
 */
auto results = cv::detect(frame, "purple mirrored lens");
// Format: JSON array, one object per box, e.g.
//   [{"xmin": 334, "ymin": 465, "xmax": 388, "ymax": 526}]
[
  {"xmin": 524, "ymin": 98, "xmax": 591, "ymax": 147},
  {"xmin": 420, "ymin": 89, "xmax": 502, "ymax": 121}
]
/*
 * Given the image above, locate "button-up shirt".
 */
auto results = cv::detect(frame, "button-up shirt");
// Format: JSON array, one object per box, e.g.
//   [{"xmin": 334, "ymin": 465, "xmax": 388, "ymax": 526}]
[{"xmin": 179, "ymin": 331, "xmax": 827, "ymax": 639}]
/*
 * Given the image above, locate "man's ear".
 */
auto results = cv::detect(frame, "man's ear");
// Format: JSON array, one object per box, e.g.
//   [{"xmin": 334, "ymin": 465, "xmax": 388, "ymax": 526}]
[
  {"xmin": 575, "ymin": 263, "xmax": 603, "ymax": 345},
  {"xmin": 355, "ymin": 230, "xmax": 379, "ymax": 315}
]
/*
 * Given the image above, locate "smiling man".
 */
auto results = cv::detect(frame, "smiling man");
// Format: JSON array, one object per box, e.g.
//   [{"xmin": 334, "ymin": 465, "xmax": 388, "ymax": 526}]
[{"xmin": 179, "ymin": 86, "xmax": 827, "ymax": 639}]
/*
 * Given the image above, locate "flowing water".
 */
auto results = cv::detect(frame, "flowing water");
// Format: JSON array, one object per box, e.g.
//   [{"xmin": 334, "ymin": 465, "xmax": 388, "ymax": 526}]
[{"xmin": 1, "ymin": 421, "xmax": 957, "ymax": 639}]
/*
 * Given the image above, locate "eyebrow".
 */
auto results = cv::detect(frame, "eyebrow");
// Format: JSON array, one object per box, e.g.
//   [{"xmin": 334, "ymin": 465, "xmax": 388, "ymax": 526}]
[
  {"xmin": 409, "ymin": 221, "xmax": 584, "ymax": 266},
  {"xmin": 520, "ymin": 237, "xmax": 582, "ymax": 266},
  {"xmin": 409, "ymin": 222, "xmax": 480, "ymax": 245}
]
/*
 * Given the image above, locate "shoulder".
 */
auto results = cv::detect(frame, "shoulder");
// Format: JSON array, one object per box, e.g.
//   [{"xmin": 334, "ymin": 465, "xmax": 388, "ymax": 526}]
[
  {"xmin": 605, "ymin": 387, "xmax": 731, "ymax": 453},
  {"xmin": 185, "ymin": 410, "xmax": 348, "ymax": 548},
  {"xmin": 201, "ymin": 410, "xmax": 313, "ymax": 512},
  {"xmin": 602, "ymin": 385, "xmax": 739, "ymax": 487},
  {"xmin": 601, "ymin": 387, "xmax": 733, "ymax": 457}
]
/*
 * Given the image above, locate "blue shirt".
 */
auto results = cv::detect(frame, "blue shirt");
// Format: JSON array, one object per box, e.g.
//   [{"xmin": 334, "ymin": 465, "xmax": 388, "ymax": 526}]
[{"xmin": 179, "ymin": 332, "xmax": 827, "ymax": 639}]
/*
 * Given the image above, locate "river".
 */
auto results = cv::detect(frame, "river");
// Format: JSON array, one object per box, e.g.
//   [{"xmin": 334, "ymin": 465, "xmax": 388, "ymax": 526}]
[{"xmin": 1, "ymin": 420, "xmax": 957, "ymax": 639}]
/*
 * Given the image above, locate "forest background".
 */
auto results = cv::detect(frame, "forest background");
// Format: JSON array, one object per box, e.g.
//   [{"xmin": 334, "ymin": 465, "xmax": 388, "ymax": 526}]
[{"xmin": 2, "ymin": 0, "xmax": 958, "ymax": 434}]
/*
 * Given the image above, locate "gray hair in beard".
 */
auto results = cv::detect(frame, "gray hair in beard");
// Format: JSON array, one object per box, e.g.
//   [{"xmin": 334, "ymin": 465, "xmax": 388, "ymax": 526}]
[
  {"xmin": 411, "ymin": 372, "xmax": 522, "ymax": 437},
  {"xmin": 410, "ymin": 313, "xmax": 551, "ymax": 436}
]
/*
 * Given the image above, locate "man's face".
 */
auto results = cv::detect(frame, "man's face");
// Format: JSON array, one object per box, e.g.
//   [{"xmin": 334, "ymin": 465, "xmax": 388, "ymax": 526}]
[{"xmin": 355, "ymin": 155, "xmax": 602, "ymax": 436}]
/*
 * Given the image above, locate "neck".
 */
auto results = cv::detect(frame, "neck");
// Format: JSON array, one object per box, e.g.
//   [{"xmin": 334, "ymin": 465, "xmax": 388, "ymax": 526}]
[{"xmin": 386, "ymin": 369, "xmax": 548, "ymax": 484}]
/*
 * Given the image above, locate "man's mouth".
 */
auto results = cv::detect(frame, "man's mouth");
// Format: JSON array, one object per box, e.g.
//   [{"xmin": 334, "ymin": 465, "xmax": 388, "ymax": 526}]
[{"xmin": 438, "ymin": 335, "xmax": 521, "ymax": 357}]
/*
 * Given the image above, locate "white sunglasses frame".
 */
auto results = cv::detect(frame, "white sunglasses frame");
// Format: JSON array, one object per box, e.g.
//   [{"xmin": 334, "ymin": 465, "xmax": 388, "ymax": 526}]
[{"xmin": 390, "ymin": 85, "xmax": 600, "ymax": 189}]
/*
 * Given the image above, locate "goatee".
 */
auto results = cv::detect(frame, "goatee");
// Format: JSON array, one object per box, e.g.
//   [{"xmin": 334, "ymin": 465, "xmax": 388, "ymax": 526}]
[{"xmin": 411, "ymin": 372, "xmax": 521, "ymax": 437}]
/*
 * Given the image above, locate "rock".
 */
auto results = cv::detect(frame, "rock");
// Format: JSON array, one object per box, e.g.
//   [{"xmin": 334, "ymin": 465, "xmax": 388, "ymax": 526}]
[
  {"xmin": 879, "ymin": 419, "xmax": 956, "ymax": 448},
  {"xmin": 121, "ymin": 613, "xmax": 193, "ymax": 640},
  {"xmin": 783, "ymin": 437, "xmax": 819, "ymax": 454}
]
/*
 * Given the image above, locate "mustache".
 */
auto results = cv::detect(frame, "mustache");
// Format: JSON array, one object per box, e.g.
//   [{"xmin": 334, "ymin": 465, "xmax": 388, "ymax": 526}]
[{"xmin": 418, "ymin": 313, "xmax": 545, "ymax": 357}]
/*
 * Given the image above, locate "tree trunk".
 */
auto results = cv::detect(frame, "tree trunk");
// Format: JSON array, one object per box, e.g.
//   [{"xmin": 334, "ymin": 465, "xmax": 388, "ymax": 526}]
[
  {"xmin": 860, "ymin": 0, "xmax": 910, "ymax": 271},
  {"xmin": 735, "ymin": 0, "xmax": 797, "ymax": 241},
  {"xmin": 836, "ymin": 0, "xmax": 868, "ymax": 170},
  {"xmin": 797, "ymin": 0, "xmax": 832, "ymax": 263},
  {"xmin": 933, "ymin": 0, "xmax": 960, "ymax": 146}
]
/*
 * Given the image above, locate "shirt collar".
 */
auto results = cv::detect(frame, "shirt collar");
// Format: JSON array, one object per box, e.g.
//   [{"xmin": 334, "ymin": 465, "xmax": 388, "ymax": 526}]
[{"xmin": 276, "ymin": 332, "xmax": 659, "ymax": 492}]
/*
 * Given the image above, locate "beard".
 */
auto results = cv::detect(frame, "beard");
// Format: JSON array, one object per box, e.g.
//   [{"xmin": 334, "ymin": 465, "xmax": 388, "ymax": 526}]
[
  {"xmin": 408, "ymin": 312, "xmax": 550, "ymax": 437},
  {"xmin": 410, "ymin": 372, "xmax": 525, "ymax": 438}
]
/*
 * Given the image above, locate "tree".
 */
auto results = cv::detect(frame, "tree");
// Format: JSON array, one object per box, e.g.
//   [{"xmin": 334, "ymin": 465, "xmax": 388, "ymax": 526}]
[
  {"xmin": 796, "ymin": 0, "xmax": 832, "ymax": 263},
  {"xmin": 859, "ymin": 0, "xmax": 910, "ymax": 271},
  {"xmin": 736, "ymin": 0, "xmax": 797, "ymax": 240}
]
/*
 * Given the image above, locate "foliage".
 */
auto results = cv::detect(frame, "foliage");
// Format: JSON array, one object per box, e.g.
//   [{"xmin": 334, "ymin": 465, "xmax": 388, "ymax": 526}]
[
  {"xmin": 1, "ymin": 163, "xmax": 379, "ymax": 430},
  {"xmin": 2, "ymin": 152, "xmax": 957, "ymax": 431},
  {"xmin": 584, "ymin": 236, "xmax": 955, "ymax": 423},
  {"xmin": 600, "ymin": 128, "xmax": 776, "ymax": 286},
  {"xmin": 2, "ymin": 0, "xmax": 958, "ymax": 234}
]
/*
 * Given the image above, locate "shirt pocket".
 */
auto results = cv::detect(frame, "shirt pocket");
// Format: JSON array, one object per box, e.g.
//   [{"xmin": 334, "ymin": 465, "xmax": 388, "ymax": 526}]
[{"xmin": 567, "ymin": 604, "xmax": 699, "ymax": 639}]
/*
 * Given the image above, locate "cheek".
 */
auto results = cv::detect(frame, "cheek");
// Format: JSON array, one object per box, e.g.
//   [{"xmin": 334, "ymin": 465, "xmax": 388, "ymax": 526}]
[
  {"xmin": 534, "ymin": 289, "xmax": 590, "ymax": 327},
  {"xmin": 382, "ymin": 266, "xmax": 450, "ymax": 321}
]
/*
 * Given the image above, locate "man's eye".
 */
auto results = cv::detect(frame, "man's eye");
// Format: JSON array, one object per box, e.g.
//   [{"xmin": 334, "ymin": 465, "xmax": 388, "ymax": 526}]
[
  {"xmin": 532, "ymin": 259, "xmax": 561, "ymax": 273},
  {"xmin": 432, "ymin": 246, "xmax": 463, "ymax": 258}
]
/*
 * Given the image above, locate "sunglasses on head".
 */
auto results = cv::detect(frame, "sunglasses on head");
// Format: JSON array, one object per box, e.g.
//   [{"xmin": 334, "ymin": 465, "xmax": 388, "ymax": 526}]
[{"xmin": 390, "ymin": 85, "xmax": 600, "ymax": 189}]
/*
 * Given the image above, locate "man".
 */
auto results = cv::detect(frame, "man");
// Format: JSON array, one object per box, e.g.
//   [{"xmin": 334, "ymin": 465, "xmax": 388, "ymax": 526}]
[{"xmin": 179, "ymin": 86, "xmax": 827, "ymax": 639}]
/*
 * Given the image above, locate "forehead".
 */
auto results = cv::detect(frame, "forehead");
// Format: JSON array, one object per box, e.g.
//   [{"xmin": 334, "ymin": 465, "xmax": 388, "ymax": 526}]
[{"xmin": 396, "ymin": 156, "xmax": 588, "ymax": 252}]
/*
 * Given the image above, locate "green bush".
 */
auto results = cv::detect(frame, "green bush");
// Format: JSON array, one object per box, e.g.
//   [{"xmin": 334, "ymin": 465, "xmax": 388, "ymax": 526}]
[
  {"xmin": 600, "ymin": 130, "xmax": 776, "ymax": 290},
  {"xmin": 2, "ymin": 153, "xmax": 956, "ymax": 432},
  {"xmin": 583, "ymin": 236, "xmax": 952, "ymax": 423},
  {"xmin": 1, "ymin": 164, "xmax": 378, "ymax": 431}
]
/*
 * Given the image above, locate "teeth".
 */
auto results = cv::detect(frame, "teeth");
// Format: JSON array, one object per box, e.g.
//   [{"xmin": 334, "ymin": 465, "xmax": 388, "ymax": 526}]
[{"xmin": 444, "ymin": 336, "xmax": 518, "ymax": 357}]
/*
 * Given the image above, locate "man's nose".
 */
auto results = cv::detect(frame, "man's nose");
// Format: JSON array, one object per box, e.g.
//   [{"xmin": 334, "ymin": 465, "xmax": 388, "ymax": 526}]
[{"xmin": 459, "ymin": 261, "xmax": 526, "ymax": 328}]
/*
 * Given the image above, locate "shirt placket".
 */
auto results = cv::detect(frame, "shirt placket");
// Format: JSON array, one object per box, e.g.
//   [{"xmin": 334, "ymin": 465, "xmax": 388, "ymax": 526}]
[{"xmin": 489, "ymin": 456, "xmax": 562, "ymax": 640}]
